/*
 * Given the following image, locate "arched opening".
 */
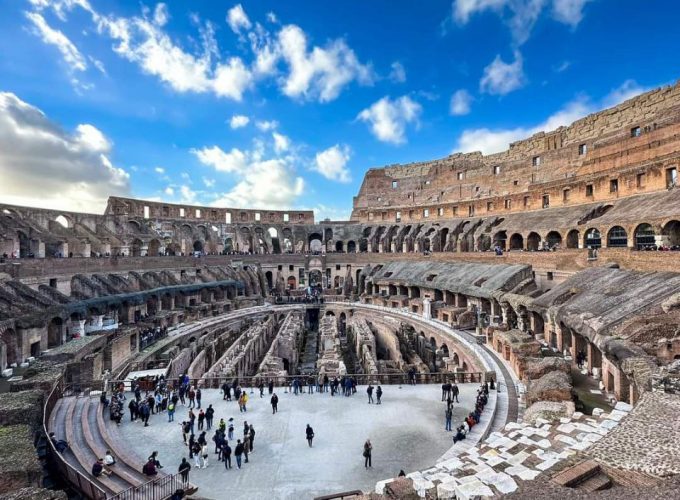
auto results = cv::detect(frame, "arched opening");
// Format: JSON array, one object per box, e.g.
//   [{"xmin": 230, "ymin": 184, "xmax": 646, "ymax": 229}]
[
  {"xmin": 606, "ymin": 226, "xmax": 628, "ymax": 248},
  {"xmin": 130, "ymin": 238, "xmax": 143, "ymax": 257},
  {"xmin": 265, "ymin": 271, "xmax": 273, "ymax": 290},
  {"xmin": 584, "ymin": 228, "xmax": 601, "ymax": 248},
  {"xmin": 48, "ymin": 317, "xmax": 64, "ymax": 348},
  {"xmin": 268, "ymin": 228, "xmax": 281, "ymax": 254},
  {"xmin": 335, "ymin": 276, "xmax": 342, "ymax": 288},
  {"xmin": 127, "ymin": 220, "xmax": 141, "ymax": 233},
  {"xmin": 566, "ymin": 229, "xmax": 579, "ymax": 249},
  {"xmin": 440, "ymin": 228, "xmax": 449, "ymax": 251},
  {"xmin": 148, "ymin": 239, "xmax": 161, "ymax": 256},
  {"xmin": 339, "ymin": 312, "xmax": 347, "ymax": 335},
  {"xmin": 224, "ymin": 238, "xmax": 234, "ymax": 253},
  {"xmin": 309, "ymin": 270, "xmax": 322, "ymax": 287},
  {"xmin": 509, "ymin": 233, "xmax": 524, "ymax": 250},
  {"xmin": 308, "ymin": 233, "xmax": 323, "ymax": 253},
  {"xmin": 17, "ymin": 231, "xmax": 30, "ymax": 258},
  {"xmin": 55, "ymin": 215, "xmax": 70, "ymax": 228},
  {"xmin": 335, "ymin": 241, "xmax": 344, "ymax": 252},
  {"xmin": 545, "ymin": 231, "xmax": 562, "ymax": 249},
  {"xmin": 662, "ymin": 220, "xmax": 680, "ymax": 247},
  {"xmin": 441, "ymin": 343, "xmax": 449, "ymax": 357},
  {"xmin": 409, "ymin": 286, "xmax": 421, "ymax": 298},
  {"xmin": 477, "ymin": 234, "xmax": 491, "ymax": 252},
  {"xmin": 359, "ymin": 239, "xmax": 368, "ymax": 252},
  {"xmin": 527, "ymin": 232, "xmax": 541, "ymax": 251},
  {"xmin": 0, "ymin": 329, "xmax": 18, "ymax": 369},
  {"xmin": 493, "ymin": 231, "xmax": 507, "ymax": 251},
  {"xmin": 347, "ymin": 240, "xmax": 356, "ymax": 253},
  {"xmin": 452, "ymin": 352, "xmax": 460, "ymax": 366},
  {"xmin": 324, "ymin": 228, "xmax": 333, "ymax": 242},
  {"xmin": 287, "ymin": 276, "xmax": 297, "ymax": 290},
  {"xmin": 634, "ymin": 223, "xmax": 655, "ymax": 249},
  {"xmin": 193, "ymin": 240, "xmax": 204, "ymax": 253}
]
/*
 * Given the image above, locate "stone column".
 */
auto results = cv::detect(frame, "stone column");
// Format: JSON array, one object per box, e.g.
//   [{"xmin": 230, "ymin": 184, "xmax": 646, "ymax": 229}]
[{"xmin": 422, "ymin": 298, "xmax": 432, "ymax": 319}]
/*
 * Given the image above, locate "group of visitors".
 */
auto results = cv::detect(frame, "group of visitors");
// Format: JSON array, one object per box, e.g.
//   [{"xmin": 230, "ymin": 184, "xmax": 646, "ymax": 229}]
[
  {"xmin": 451, "ymin": 381, "xmax": 492, "ymax": 444},
  {"xmin": 139, "ymin": 326, "xmax": 169, "ymax": 350}
]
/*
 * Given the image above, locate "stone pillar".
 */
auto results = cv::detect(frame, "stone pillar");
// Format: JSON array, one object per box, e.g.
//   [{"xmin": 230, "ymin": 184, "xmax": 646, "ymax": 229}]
[
  {"xmin": 36, "ymin": 241, "xmax": 45, "ymax": 258},
  {"xmin": 402, "ymin": 241, "xmax": 408, "ymax": 253},
  {"xmin": 391, "ymin": 241, "xmax": 396, "ymax": 252},
  {"xmin": 422, "ymin": 298, "xmax": 432, "ymax": 319}
]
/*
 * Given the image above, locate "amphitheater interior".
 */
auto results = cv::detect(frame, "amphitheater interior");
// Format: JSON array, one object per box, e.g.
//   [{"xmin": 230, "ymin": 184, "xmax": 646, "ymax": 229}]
[{"xmin": 1, "ymin": 83, "xmax": 680, "ymax": 500}]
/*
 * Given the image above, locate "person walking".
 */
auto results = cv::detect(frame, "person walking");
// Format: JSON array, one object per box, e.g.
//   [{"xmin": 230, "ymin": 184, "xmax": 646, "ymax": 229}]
[
  {"xmin": 167, "ymin": 401, "xmax": 175, "ymax": 422},
  {"xmin": 234, "ymin": 440, "xmax": 244, "ymax": 469},
  {"xmin": 367, "ymin": 384, "xmax": 374, "ymax": 404},
  {"xmin": 178, "ymin": 458, "xmax": 191, "ymax": 485},
  {"xmin": 228, "ymin": 419, "xmax": 234, "ymax": 440},
  {"xmin": 222, "ymin": 442, "xmax": 232, "ymax": 469},
  {"xmin": 363, "ymin": 439, "xmax": 372, "ymax": 468},
  {"xmin": 188, "ymin": 388, "xmax": 195, "ymax": 409},
  {"xmin": 200, "ymin": 443, "xmax": 209, "ymax": 469},
  {"xmin": 268, "ymin": 380, "xmax": 274, "ymax": 395},
  {"xmin": 258, "ymin": 381, "xmax": 265, "ymax": 398},
  {"xmin": 197, "ymin": 409, "xmax": 205, "ymax": 431},
  {"xmin": 196, "ymin": 388, "xmax": 202, "ymax": 409},
  {"xmin": 376, "ymin": 386, "xmax": 383, "ymax": 405},
  {"xmin": 271, "ymin": 393, "xmax": 279, "ymax": 414},
  {"xmin": 445, "ymin": 406, "xmax": 453, "ymax": 431},
  {"xmin": 205, "ymin": 405, "xmax": 214, "ymax": 430},
  {"xmin": 248, "ymin": 425, "xmax": 255, "ymax": 451},
  {"xmin": 306, "ymin": 424, "xmax": 315, "ymax": 447},
  {"xmin": 451, "ymin": 383, "xmax": 459, "ymax": 403}
]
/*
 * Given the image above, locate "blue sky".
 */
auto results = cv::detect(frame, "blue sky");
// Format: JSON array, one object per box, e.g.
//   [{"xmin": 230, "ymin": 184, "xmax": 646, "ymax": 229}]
[{"xmin": 0, "ymin": 0, "xmax": 678, "ymax": 219}]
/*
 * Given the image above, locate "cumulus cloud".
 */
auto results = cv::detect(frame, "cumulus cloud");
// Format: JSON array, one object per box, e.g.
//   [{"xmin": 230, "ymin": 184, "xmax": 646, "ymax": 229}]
[
  {"xmin": 358, "ymin": 95, "xmax": 422, "ymax": 145},
  {"xmin": 255, "ymin": 120, "xmax": 278, "ymax": 131},
  {"xmin": 450, "ymin": 89, "xmax": 473, "ymax": 115},
  {"xmin": 192, "ymin": 146, "xmax": 248, "ymax": 173},
  {"xmin": 229, "ymin": 114, "xmax": 250, "ymax": 129},
  {"xmin": 154, "ymin": 167, "xmax": 165, "ymax": 174},
  {"xmin": 272, "ymin": 132, "xmax": 290, "ymax": 153},
  {"xmin": 451, "ymin": 0, "xmax": 591, "ymax": 46},
  {"xmin": 310, "ymin": 203, "xmax": 350, "ymax": 221},
  {"xmin": 480, "ymin": 51, "xmax": 525, "ymax": 95},
  {"xmin": 164, "ymin": 186, "xmax": 174, "ymax": 196},
  {"xmin": 153, "ymin": 3, "xmax": 169, "ymax": 26},
  {"xmin": 0, "ymin": 92, "xmax": 130, "ymax": 212},
  {"xmin": 227, "ymin": 4, "xmax": 251, "ymax": 33},
  {"xmin": 314, "ymin": 144, "xmax": 351, "ymax": 183},
  {"xmin": 389, "ymin": 61, "xmax": 406, "ymax": 83},
  {"xmin": 455, "ymin": 79, "xmax": 648, "ymax": 155}
]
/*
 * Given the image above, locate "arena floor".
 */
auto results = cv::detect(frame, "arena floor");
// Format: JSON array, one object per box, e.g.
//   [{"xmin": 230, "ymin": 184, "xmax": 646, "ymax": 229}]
[{"xmin": 111, "ymin": 383, "xmax": 483, "ymax": 499}]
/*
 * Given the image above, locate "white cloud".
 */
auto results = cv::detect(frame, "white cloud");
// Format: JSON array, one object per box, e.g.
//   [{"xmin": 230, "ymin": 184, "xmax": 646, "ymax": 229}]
[
  {"xmin": 452, "ymin": 0, "xmax": 590, "ymax": 46},
  {"xmin": 389, "ymin": 61, "xmax": 406, "ymax": 83},
  {"xmin": 314, "ymin": 145, "xmax": 351, "ymax": 183},
  {"xmin": 153, "ymin": 3, "xmax": 169, "ymax": 26},
  {"xmin": 25, "ymin": 11, "xmax": 87, "ymax": 78},
  {"xmin": 154, "ymin": 167, "xmax": 165, "ymax": 175},
  {"xmin": 310, "ymin": 203, "xmax": 350, "ymax": 221},
  {"xmin": 277, "ymin": 24, "xmax": 374, "ymax": 102},
  {"xmin": 0, "ymin": 92, "xmax": 129, "ymax": 212},
  {"xmin": 272, "ymin": 132, "xmax": 290, "ymax": 153},
  {"xmin": 255, "ymin": 120, "xmax": 278, "ymax": 131},
  {"xmin": 455, "ymin": 79, "xmax": 649, "ymax": 155},
  {"xmin": 266, "ymin": 12, "xmax": 278, "ymax": 24},
  {"xmin": 164, "ymin": 186, "xmax": 174, "ymax": 196},
  {"xmin": 554, "ymin": 60, "xmax": 571, "ymax": 73},
  {"xmin": 179, "ymin": 184, "xmax": 196, "ymax": 203},
  {"xmin": 213, "ymin": 57, "xmax": 252, "ymax": 100},
  {"xmin": 202, "ymin": 177, "xmax": 216, "ymax": 188},
  {"xmin": 192, "ymin": 146, "xmax": 248, "ymax": 173},
  {"xmin": 357, "ymin": 95, "xmax": 422, "ymax": 145},
  {"xmin": 229, "ymin": 114, "xmax": 250, "ymax": 129},
  {"xmin": 450, "ymin": 89, "xmax": 473, "ymax": 115},
  {"xmin": 227, "ymin": 4, "xmax": 251, "ymax": 33},
  {"xmin": 552, "ymin": 0, "xmax": 592, "ymax": 27},
  {"xmin": 480, "ymin": 51, "xmax": 525, "ymax": 95}
]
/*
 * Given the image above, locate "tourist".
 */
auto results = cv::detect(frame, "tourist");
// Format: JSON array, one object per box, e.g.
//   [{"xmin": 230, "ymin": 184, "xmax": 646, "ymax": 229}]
[
  {"xmin": 196, "ymin": 388, "xmax": 202, "ymax": 409},
  {"xmin": 92, "ymin": 458, "xmax": 111, "ymax": 477},
  {"xmin": 188, "ymin": 387, "xmax": 196, "ymax": 409},
  {"xmin": 242, "ymin": 433, "xmax": 250, "ymax": 463},
  {"xmin": 143, "ymin": 457, "xmax": 158, "ymax": 476},
  {"xmin": 168, "ymin": 400, "xmax": 175, "ymax": 422},
  {"xmin": 205, "ymin": 404, "xmax": 214, "ymax": 430},
  {"xmin": 258, "ymin": 380, "xmax": 265, "ymax": 397},
  {"xmin": 268, "ymin": 380, "xmax": 274, "ymax": 395},
  {"xmin": 188, "ymin": 434, "xmax": 196, "ymax": 458},
  {"xmin": 149, "ymin": 451, "xmax": 163, "ymax": 469},
  {"xmin": 178, "ymin": 458, "xmax": 191, "ymax": 484},
  {"xmin": 48, "ymin": 432, "xmax": 68, "ymax": 453},
  {"xmin": 170, "ymin": 489, "xmax": 185, "ymax": 500},
  {"xmin": 222, "ymin": 441, "xmax": 232, "ymax": 469},
  {"xmin": 200, "ymin": 443, "xmax": 209, "ymax": 468},
  {"xmin": 445, "ymin": 406, "xmax": 453, "ymax": 431},
  {"xmin": 441, "ymin": 382, "xmax": 448, "ymax": 401},
  {"xmin": 271, "ymin": 393, "xmax": 279, "ymax": 414},
  {"xmin": 221, "ymin": 382, "xmax": 230, "ymax": 400},
  {"xmin": 453, "ymin": 425, "xmax": 466, "ymax": 444},
  {"xmin": 228, "ymin": 419, "xmax": 234, "ymax": 440},
  {"xmin": 376, "ymin": 386, "xmax": 383, "ymax": 404},
  {"xmin": 104, "ymin": 450, "xmax": 116, "ymax": 466},
  {"xmin": 181, "ymin": 421, "xmax": 190, "ymax": 444},
  {"xmin": 139, "ymin": 401, "xmax": 150, "ymax": 427},
  {"xmin": 218, "ymin": 418, "xmax": 226, "ymax": 433},
  {"xmin": 192, "ymin": 442, "xmax": 201, "ymax": 467},
  {"xmin": 188, "ymin": 409, "xmax": 196, "ymax": 434},
  {"xmin": 213, "ymin": 429, "xmax": 225, "ymax": 455},
  {"xmin": 198, "ymin": 409, "xmax": 205, "ymax": 430},
  {"xmin": 128, "ymin": 399, "xmax": 138, "ymax": 422},
  {"xmin": 234, "ymin": 440, "xmax": 244, "ymax": 468},
  {"xmin": 238, "ymin": 391, "xmax": 249, "ymax": 412},
  {"xmin": 398, "ymin": 470, "xmax": 406, "ymax": 477},
  {"xmin": 306, "ymin": 424, "xmax": 315, "ymax": 447},
  {"xmin": 451, "ymin": 383, "xmax": 459, "ymax": 403},
  {"xmin": 248, "ymin": 424, "xmax": 255, "ymax": 451},
  {"xmin": 363, "ymin": 439, "xmax": 372, "ymax": 468}
]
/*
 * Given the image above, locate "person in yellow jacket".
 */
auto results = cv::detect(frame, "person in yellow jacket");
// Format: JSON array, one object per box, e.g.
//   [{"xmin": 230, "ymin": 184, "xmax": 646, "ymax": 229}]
[{"xmin": 238, "ymin": 392, "xmax": 249, "ymax": 412}]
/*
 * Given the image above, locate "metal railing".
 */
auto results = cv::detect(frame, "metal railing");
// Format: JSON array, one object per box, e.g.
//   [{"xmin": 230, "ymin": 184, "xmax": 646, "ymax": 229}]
[
  {"xmin": 108, "ymin": 472, "xmax": 191, "ymax": 500},
  {"xmin": 107, "ymin": 371, "xmax": 484, "ymax": 394},
  {"xmin": 314, "ymin": 490, "xmax": 364, "ymax": 500}
]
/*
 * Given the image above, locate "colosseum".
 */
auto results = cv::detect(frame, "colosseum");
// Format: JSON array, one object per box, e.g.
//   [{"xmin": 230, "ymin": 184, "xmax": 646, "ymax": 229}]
[{"xmin": 1, "ymin": 83, "xmax": 680, "ymax": 500}]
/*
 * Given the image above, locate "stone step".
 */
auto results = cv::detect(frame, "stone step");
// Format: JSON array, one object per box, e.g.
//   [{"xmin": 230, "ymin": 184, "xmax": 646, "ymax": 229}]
[
  {"xmin": 578, "ymin": 473, "xmax": 612, "ymax": 492},
  {"xmin": 552, "ymin": 460, "xmax": 601, "ymax": 487}
]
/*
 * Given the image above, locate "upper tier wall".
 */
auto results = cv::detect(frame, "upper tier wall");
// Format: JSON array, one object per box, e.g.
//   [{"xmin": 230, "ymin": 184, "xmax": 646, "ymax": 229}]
[{"xmin": 351, "ymin": 82, "xmax": 680, "ymax": 221}]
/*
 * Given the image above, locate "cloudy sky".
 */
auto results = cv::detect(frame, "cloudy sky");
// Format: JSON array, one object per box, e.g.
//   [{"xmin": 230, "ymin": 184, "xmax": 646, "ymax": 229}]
[{"xmin": 0, "ymin": 1, "xmax": 678, "ymax": 219}]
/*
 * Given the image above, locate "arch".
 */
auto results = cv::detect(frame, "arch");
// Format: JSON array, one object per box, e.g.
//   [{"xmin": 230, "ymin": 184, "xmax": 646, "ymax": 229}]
[
  {"xmin": 606, "ymin": 226, "xmax": 628, "ymax": 248},
  {"xmin": 634, "ymin": 223, "xmax": 655, "ymax": 249},
  {"xmin": 287, "ymin": 276, "xmax": 297, "ymax": 290},
  {"xmin": 265, "ymin": 271, "xmax": 273, "ymax": 290},
  {"xmin": 662, "ymin": 220, "xmax": 680, "ymax": 247},
  {"xmin": 224, "ymin": 238, "xmax": 234, "ymax": 253},
  {"xmin": 493, "ymin": 230, "xmax": 507, "ymax": 251},
  {"xmin": 452, "ymin": 352, "xmax": 460, "ymax": 366},
  {"xmin": 267, "ymin": 228, "xmax": 281, "ymax": 254},
  {"xmin": 309, "ymin": 270, "xmax": 322, "ymax": 286},
  {"xmin": 147, "ymin": 239, "xmax": 161, "ymax": 256},
  {"xmin": 130, "ymin": 238, "xmax": 143, "ymax": 257},
  {"xmin": 55, "ymin": 214, "xmax": 71, "ymax": 228},
  {"xmin": 527, "ymin": 232, "xmax": 541, "ymax": 251},
  {"xmin": 545, "ymin": 231, "xmax": 562, "ymax": 249},
  {"xmin": 127, "ymin": 220, "xmax": 141, "ymax": 232},
  {"xmin": 17, "ymin": 230, "xmax": 30, "ymax": 258},
  {"xmin": 440, "ymin": 228, "xmax": 449, "ymax": 251},
  {"xmin": 477, "ymin": 234, "xmax": 491, "ymax": 252},
  {"xmin": 47, "ymin": 317, "xmax": 64, "ymax": 348},
  {"xmin": 335, "ymin": 241, "xmax": 344, "ymax": 252},
  {"xmin": 324, "ymin": 228, "xmax": 333, "ymax": 241},
  {"xmin": 347, "ymin": 240, "xmax": 356, "ymax": 253},
  {"xmin": 282, "ymin": 238, "xmax": 293, "ymax": 253},
  {"xmin": 409, "ymin": 286, "xmax": 421, "ymax": 298},
  {"xmin": 334, "ymin": 276, "xmax": 341, "ymax": 288},
  {"xmin": 566, "ymin": 229, "xmax": 579, "ymax": 249},
  {"xmin": 0, "ymin": 328, "xmax": 18, "ymax": 369},
  {"xmin": 308, "ymin": 233, "xmax": 323, "ymax": 253},
  {"xmin": 441, "ymin": 343, "xmax": 449, "ymax": 357},
  {"xmin": 193, "ymin": 240, "xmax": 204, "ymax": 253},
  {"xmin": 584, "ymin": 228, "xmax": 601, "ymax": 248},
  {"xmin": 509, "ymin": 233, "xmax": 523, "ymax": 250}
]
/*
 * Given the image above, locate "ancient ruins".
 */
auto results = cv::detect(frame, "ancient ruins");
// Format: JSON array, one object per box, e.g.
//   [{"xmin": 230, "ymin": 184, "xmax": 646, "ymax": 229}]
[{"xmin": 1, "ymin": 82, "xmax": 679, "ymax": 499}]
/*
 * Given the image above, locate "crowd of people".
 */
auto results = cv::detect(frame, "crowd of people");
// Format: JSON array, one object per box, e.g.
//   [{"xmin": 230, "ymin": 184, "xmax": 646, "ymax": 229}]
[
  {"xmin": 450, "ymin": 381, "xmax": 492, "ymax": 444},
  {"xmin": 139, "ymin": 326, "xmax": 169, "ymax": 350}
]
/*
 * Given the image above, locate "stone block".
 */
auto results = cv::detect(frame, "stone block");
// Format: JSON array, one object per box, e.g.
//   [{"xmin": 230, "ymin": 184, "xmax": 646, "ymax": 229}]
[{"xmin": 1, "ymin": 369, "xmax": 12, "ymax": 378}]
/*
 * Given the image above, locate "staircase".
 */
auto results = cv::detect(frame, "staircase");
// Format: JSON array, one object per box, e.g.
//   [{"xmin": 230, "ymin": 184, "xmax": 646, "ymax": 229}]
[{"xmin": 552, "ymin": 460, "xmax": 612, "ymax": 492}]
